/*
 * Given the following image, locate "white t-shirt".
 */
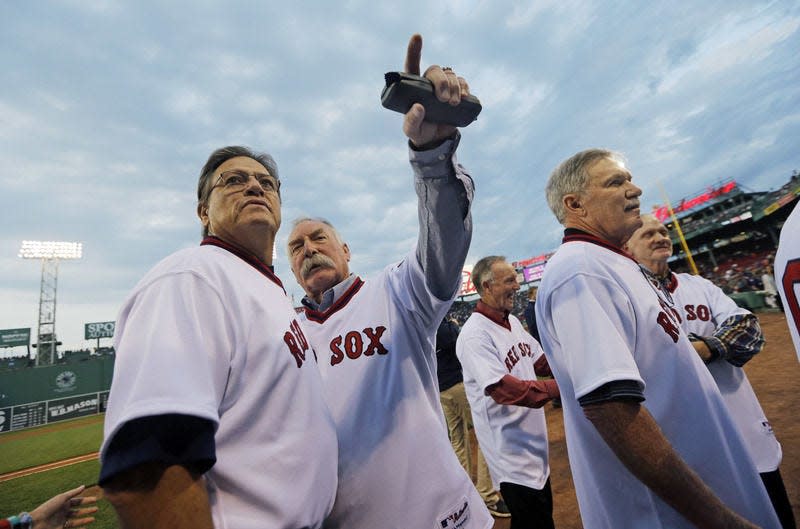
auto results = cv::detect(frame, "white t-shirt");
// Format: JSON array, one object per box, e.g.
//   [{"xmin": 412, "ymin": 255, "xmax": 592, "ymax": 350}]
[
  {"xmin": 102, "ymin": 244, "xmax": 338, "ymax": 529},
  {"xmin": 775, "ymin": 201, "xmax": 800, "ymax": 361},
  {"xmin": 298, "ymin": 252, "xmax": 492, "ymax": 529},
  {"xmin": 536, "ymin": 233, "xmax": 780, "ymax": 529},
  {"xmin": 457, "ymin": 307, "xmax": 550, "ymax": 490},
  {"xmin": 669, "ymin": 272, "xmax": 781, "ymax": 472}
]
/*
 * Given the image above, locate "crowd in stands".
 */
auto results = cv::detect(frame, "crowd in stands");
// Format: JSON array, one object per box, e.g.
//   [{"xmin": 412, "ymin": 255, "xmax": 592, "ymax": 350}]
[
  {"xmin": 448, "ymin": 290, "xmax": 531, "ymax": 330},
  {"xmin": 672, "ymin": 248, "xmax": 778, "ymax": 297},
  {"xmin": 674, "ymin": 199, "xmax": 755, "ymax": 237},
  {"xmin": 668, "ymin": 171, "xmax": 798, "ymax": 238},
  {"xmin": 0, "ymin": 355, "xmax": 29, "ymax": 371}
]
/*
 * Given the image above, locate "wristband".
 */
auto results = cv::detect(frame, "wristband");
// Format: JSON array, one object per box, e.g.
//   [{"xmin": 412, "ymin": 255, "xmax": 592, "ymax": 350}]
[{"xmin": 2, "ymin": 514, "xmax": 32, "ymax": 529}]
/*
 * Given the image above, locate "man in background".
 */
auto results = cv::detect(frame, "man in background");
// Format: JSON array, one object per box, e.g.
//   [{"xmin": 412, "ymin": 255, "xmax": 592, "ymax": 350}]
[
  {"xmin": 457, "ymin": 255, "xmax": 558, "ymax": 529},
  {"xmin": 523, "ymin": 286, "xmax": 540, "ymax": 341},
  {"xmin": 626, "ymin": 214, "xmax": 794, "ymax": 528}
]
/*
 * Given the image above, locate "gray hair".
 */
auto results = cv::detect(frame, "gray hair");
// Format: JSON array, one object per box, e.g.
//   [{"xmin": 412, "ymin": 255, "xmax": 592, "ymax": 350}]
[
  {"xmin": 197, "ymin": 146, "xmax": 281, "ymax": 237},
  {"xmin": 286, "ymin": 217, "xmax": 345, "ymax": 255},
  {"xmin": 545, "ymin": 148, "xmax": 623, "ymax": 224},
  {"xmin": 472, "ymin": 255, "xmax": 506, "ymax": 296}
]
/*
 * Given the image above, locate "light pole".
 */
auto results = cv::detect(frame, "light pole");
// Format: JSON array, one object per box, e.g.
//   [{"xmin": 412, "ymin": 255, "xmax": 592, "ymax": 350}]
[{"xmin": 18, "ymin": 241, "xmax": 83, "ymax": 366}]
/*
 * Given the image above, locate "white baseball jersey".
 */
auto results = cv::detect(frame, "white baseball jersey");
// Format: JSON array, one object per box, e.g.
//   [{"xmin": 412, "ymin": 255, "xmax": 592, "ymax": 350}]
[
  {"xmin": 536, "ymin": 233, "xmax": 780, "ymax": 529},
  {"xmin": 667, "ymin": 272, "xmax": 782, "ymax": 472},
  {"xmin": 456, "ymin": 307, "xmax": 550, "ymax": 490},
  {"xmin": 102, "ymin": 243, "xmax": 337, "ymax": 529},
  {"xmin": 775, "ymin": 201, "xmax": 800, "ymax": 361},
  {"xmin": 298, "ymin": 252, "xmax": 492, "ymax": 529}
]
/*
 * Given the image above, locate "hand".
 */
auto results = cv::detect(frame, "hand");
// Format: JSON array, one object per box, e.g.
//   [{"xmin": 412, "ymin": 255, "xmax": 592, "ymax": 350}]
[
  {"xmin": 529, "ymin": 379, "xmax": 560, "ymax": 408},
  {"xmin": 30, "ymin": 485, "xmax": 98, "ymax": 529},
  {"xmin": 690, "ymin": 339, "xmax": 715, "ymax": 363},
  {"xmin": 402, "ymin": 34, "xmax": 471, "ymax": 148}
]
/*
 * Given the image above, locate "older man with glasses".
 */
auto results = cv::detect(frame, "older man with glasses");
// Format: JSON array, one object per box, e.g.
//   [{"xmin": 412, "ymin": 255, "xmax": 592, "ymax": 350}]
[{"xmin": 99, "ymin": 145, "xmax": 338, "ymax": 529}]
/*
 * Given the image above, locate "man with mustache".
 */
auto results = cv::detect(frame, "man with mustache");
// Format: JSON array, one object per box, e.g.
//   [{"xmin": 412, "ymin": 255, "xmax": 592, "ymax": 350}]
[
  {"xmin": 536, "ymin": 148, "xmax": 781, "ymax": 528},
  {"xmin": 625, "ymin": 214, "xmax": 794, "ymax": 528},
  {"xmin": 285, "ymin": 35, "xmax": 492, "ymax": 529}
]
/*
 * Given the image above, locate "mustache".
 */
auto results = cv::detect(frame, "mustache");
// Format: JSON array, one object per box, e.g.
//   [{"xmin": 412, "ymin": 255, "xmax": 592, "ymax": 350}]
[{"xmin": 300, "ymin": 253, "xmax": 336, "ymax": 279}]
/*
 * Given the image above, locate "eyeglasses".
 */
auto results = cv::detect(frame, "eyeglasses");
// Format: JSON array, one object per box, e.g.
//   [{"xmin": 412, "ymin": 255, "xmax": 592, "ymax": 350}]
[{"xmin": 211, "ymin": 170, "xmax": 280, "ymax": 194}]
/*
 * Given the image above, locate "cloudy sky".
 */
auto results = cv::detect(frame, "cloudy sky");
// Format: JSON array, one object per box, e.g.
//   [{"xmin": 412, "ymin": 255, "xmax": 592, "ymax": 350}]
[{"xmin": 1, "ymin": 1, "xmax": 798, "ymax": 353}]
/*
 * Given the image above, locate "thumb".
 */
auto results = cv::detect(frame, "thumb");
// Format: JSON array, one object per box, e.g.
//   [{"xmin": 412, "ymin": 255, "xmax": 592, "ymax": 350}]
[{"xmin": 403, "ymin": 103, "xmax": 426, "ymax": 139}]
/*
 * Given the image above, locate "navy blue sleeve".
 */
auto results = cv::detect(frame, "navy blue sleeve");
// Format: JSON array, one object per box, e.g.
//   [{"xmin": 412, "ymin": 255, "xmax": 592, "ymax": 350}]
[
  {"xmin": 99, "ymin": 414, "xmax": 216, "ymax": 486},
  {"xmin": 578, "ymin": 380, "xmax": 644, "ymax": 407},
  {"xmin": 524, "ymin": 301, "xmax": 540, "ymax": 342}
]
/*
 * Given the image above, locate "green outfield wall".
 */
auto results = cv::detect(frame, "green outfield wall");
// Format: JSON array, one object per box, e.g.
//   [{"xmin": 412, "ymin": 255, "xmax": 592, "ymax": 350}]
[{"xmin": 0, "ymin": 357, "xmax": 114, "ymax": 432}]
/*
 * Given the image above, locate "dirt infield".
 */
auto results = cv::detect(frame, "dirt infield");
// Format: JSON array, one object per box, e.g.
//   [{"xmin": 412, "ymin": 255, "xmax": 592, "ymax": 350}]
[{"xmin": 492, "ymin": 310, "xmax": 800, "ymax": 529}]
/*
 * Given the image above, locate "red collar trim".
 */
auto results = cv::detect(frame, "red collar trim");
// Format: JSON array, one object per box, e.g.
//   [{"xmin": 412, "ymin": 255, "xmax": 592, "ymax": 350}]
[
  {"xmin": 562, "ymin": 228, "xmax": 637, "ymax": 264},
  {"xmin": 665, "ymin": 271, "xmax": 678, "ymax": 293},
  {"xmin": 475, "ymin": 300, "xmax": 511, "ymax": 331},
  {"xmin": 303, "ymin": 277, "xmax": 365, "ymax": 323},
  {"xmin": 201, "ymin": 236, "xmax": 285, "ymax": 294}
]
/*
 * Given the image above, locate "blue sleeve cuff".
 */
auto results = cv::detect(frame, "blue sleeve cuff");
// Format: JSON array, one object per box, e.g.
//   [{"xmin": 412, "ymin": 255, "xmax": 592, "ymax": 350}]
[
  {"xmin": 578, "ymin": 380, "xmax": 645, "ymax": 407},
  {"xmin": 99, "ymin": 414, "xmax": 216, "ymax": 486}
]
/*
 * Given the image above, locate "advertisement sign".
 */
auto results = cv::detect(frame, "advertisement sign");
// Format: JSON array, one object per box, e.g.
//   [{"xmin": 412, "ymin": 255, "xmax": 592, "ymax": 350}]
[
  {"xmin": 761, "ymin": 188, "xmax": 800, "ymax": 217},
  {"xmin": 513, "ymin": 253, "xmax": 550, "ymax": 269},
  {"xmin": 84, "ymin": 321, "xmax": 115, "ymax": 340},
  {"xmin": 652, "ymin": 181, "xmax": 737, "ymax": 221},
  {"xmin": 523, "ymin": 264, "xmax": 546, "ymax": 283},
  {"xmin": 47, "ymin": 394, "xmax": 99, "ymax": 423},
  {"xmin": 0, "ymin": 328, "xmax": 31, "ymax": 348},
  {"xmin": 459, "ymin": 266, "xmax": 477, "ymax": 297},
  {"xmin": 12, "ymin": 402, "xmax": 47, "ymax": 430}
]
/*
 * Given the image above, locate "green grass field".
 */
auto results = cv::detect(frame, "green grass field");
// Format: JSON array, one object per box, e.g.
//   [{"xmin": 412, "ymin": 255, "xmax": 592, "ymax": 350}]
[
  {"xmin": 0, "ymin": 460, "xmax": 117, "ymax": 528},
  {"xmin": 0, "ymin": 414, "xmax": 104, "ymax": 474},
  {"xmin": 0, "ymin": 414, "xmax": 116, "ymax": 528}
]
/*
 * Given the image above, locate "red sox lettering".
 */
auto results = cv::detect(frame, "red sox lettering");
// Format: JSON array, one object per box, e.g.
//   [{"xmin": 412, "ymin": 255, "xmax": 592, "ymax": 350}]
[
  {"xmin": 782, "ymin": 259, "xmax": 800, "ymax": 331},
  {"xmin": 283, "ymin": 319, "xmax": 312, "ymax": 368},
  {"xmin": 655, "ymin": 298, "xmax": 681, "ymax": 343},
  {"xmin": 504, "ymin": 342, "xmax": 533, "ymax": 372},
  {"xmin": 329, "ymin": 326, "xmax": 389, "ymax": 366},
  {"xmin": 684, "ymin": 304, "xmax": 711, "ymax": 322}
]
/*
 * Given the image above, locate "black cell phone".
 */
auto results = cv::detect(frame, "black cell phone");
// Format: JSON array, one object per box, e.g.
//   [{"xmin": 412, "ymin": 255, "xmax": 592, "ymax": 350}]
[{"xmin": 380, "ymin": 72, "xmax": 482, "ymax": 127}]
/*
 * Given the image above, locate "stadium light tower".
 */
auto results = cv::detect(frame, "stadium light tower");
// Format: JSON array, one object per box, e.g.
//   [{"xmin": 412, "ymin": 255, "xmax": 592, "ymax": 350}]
[{"xmin": 18, "ymin": 241, "xmax": 83, "ymax": 366}]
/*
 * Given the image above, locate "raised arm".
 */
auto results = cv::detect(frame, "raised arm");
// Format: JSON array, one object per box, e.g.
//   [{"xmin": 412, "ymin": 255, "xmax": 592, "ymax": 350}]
[{"xmin": 401, "ymin": 34, "xmax": 474, "ymax": 300}]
